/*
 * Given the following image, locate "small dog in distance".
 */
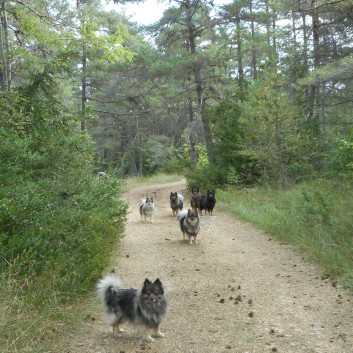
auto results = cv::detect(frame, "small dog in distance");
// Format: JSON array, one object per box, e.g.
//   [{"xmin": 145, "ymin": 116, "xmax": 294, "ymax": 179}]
[
  {"xmin": 170, "ymin": 192, "xmax": 184, "ymax": 216},
  {"xmin": 199, "ymin": 189, "xmax": 216, "ymax": 215},
  {"xmin": 190, "ymin": 187, "xmax": 201, "ymax": 212},
  {"xmin": 139, "ymin": 196, "xmax": 155, "ymax": 223}
]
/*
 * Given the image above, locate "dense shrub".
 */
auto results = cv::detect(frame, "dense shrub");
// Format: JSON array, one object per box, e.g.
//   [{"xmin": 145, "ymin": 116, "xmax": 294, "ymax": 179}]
[
  {"xmin": 0, "ymin": 90, "xmax": 127, "ymax": 300},
  {"xmin": 324, "ymin": 132, "xmax": 353, "ymax": 178}
]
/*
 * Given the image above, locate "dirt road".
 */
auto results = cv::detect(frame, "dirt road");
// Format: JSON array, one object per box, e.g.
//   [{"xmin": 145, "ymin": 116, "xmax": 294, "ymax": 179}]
[{"xmin": 63, "ymin": 180, "xmax": 353, "ymax": 353}]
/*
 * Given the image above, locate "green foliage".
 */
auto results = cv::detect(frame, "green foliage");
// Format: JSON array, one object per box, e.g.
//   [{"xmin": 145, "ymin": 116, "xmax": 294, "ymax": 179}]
[
  {"xmin": 237, "ymin": 71, "xmax": 303, "ymax": 186},
  {"xmin": 0, "ymin": 90, "xmax": 127, "ymax": 300},
  {"xmin": 183, "ymin": 144, "xmax": 235, "ymax": 191},
  {"xmin": 162, "ymin": 142, "xmax": 209, "ymax": 176},
  {"xmin": 163, "ymin": 143, "xmax": 189, "ymax": 175},
  {"xmin": 81, "ymin": 19, "xmax": 134, "ymax": 63},
  {"xmin": 141, "ymin": 134, "xmax": 174, "ymax": 174},
  {"xmin": 324, "ymin": 132, "xmax": 353, "ymax": 177},
  {"xmin": 185, "ymin": 165, "xmax": 223, "ymax": 192},
  {"xmin": 206, "ymin": 93, "xmax": 262, "ymax": 186},
  {"xmin": 205, "ymin": 70, "xmax": 351, "ymax": 187},
  {"xmin": 217, "ymin": 179, "xmax": 353, "ymax": 287}
]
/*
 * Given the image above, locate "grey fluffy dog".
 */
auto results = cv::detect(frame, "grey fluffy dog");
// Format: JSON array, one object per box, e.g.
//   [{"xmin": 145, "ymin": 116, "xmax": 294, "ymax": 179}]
[
  {"xmin": 139, "ymin": 196, "xmax": 155, "ymax": 222},
  {"xmin": 177, "ymin": 209, "xmax": 201, "ymax": 244},
  {"xmin": 170, "ymin": 192, "xmax": 184, "ymax": 216},
  {"xmin": 97, "ymin": 275, "xmax": 168, "ymax": 343}
]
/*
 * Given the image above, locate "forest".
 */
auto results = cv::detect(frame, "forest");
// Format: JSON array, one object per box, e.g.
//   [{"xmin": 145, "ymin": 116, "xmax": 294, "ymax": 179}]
[
  {"xmin": 0, "ymin": 0, "xmax": 352, "ymax": 351},
  {"xmin": 1, "ymin": 0, "xmax": 352, "ymax": 181}
]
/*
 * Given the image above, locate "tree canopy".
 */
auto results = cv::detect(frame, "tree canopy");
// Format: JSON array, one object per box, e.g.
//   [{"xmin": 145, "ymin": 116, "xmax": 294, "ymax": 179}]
[{"xmin": 1, "ymin": 0, "xmax": 352, "ymax": 182}]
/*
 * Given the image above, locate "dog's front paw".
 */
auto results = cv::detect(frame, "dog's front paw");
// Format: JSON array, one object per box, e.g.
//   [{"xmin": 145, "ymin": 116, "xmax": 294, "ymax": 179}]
[
  {"xmin": 154, "ymin": 330, "xmax": 164, "ymax": 338},
  {"xmin": 113, "ymin": 325, "xmax": 125, "ymax": 336},
  {"xmin": 143, "ymin": 335, "xmax": 155, "ymax": 342}
]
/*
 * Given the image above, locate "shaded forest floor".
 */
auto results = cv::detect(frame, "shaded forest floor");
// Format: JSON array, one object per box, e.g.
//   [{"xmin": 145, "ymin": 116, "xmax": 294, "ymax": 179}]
[{"xmin": 57, "ymin": 180, "xmax": 353, "ymax": 353}]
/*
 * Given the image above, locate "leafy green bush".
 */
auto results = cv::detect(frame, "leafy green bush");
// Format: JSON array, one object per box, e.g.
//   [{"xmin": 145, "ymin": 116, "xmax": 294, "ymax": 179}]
[
  {"xmin": 324, "ymin": 133, "xmax": 353, "ymax": 177},
  {"xmin": 0, "ymin": 90, "xmax": 127, "ymax": 300},
  {"xmin": 185, "ymin": 165, "xmax": 226, "ymax": 192}
]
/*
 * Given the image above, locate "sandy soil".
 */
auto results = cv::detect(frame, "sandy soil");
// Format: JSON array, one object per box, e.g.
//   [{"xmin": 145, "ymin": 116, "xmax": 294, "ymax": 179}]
[{"xmin": 61, "ymin": 180, "xmax": 353, "ymax": 353}]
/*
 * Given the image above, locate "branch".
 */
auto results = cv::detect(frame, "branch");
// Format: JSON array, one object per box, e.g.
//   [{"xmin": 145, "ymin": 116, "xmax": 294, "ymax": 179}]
[
  {"xmin": 14, "ymin": 0, "xmax": 52, "ymax": 25},
  {"xmin": 93, "ymin": 109, "xmax": 150, "ymax": 116},
  {"xmin": 297, "ymin": 0, "xmax": 349, "ymax": 13}
]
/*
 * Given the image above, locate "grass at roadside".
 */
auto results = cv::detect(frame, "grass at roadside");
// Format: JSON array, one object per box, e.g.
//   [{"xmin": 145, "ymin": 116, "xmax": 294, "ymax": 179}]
[
  {"xmin": 0, "ymin": 268, "xmax": 97, "ymax": 353},
  {"xmin": 0, "ymin": 177, "xmax": 127, "ymax": 353},
  {"xmin": 217, "ymin": 178, "xmax": 353, "ymax": 288}
]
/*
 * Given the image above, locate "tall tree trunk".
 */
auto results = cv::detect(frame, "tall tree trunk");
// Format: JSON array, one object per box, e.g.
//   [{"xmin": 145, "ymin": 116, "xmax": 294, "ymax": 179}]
[
  {"xmin": 265, "ymin": 0, "xmax": 271, "ymax": 56},
  {"xmin": 138, "ymin": 133, "xmax": 143, "ymax": 176},
  {"xmin": 273, "ymin": 95, "xmax": 286, "ymax": 187},
  {"xmin": 81, "ymin": 52, "xmax": 87, "ymax": 131},
  {"xmin": 306, "ymin": 0, "xmax": 320, "ymax": 127},
  {"xmin": 249, "ymin": 0, "xmax": 257, "ymax": 79},
  {"xmin": 0, "ymin": 0, "xmax": 10, "ymax": 90},
  {"xmin": 288, "ymin": 6, "xmax": 298, "ymax": 100},
  {"xmin": 265, "ymin": 0, "xmax": 277, "ymax": 71},
  {"xmin": 184, "ymin": 0, "xmax": 214, "ymax": 164},
  {"xmin": 301, "ymin": 10, "xmax": 310, "ymax": 115},
  {"xmin": 235, "ymin": 11, "xmax": 244, "ymax": 95},
  {"xmin": 187, "ymin": 94, "xmax": 198, "ymax": 169},
  {"xmin": 122, "ymin": 119, "xmax": 138, "ymax": 176},
  {"xmin": 271, "ymin": 5, "xmax": 277, "ymax": 68},
  {"xmin": 77, "ymin": 0, "xmax": 87, "ymax": 131}
]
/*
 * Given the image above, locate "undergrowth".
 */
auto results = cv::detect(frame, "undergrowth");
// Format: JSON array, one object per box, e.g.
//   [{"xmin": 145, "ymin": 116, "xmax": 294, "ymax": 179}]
[
  {"xmin": 0, "ymin": 175, "xmax": 127, "ymax": 353},
  {"xmin": 0, "ymin": 174, "xmax": 183, "ymax": 353}
]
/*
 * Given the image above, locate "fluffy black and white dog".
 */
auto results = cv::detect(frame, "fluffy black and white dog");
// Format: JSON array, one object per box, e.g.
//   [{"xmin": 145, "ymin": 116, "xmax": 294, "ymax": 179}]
[
  {"xmin": 97, "ymin": 275, "xmax": 168, "ymax": 342},
  {"xmin": 139, "ymin": 196, "xmax": 155, "ymax": 223},
  {"xmin": 170, "ymin": 192, "xmax": 184, "ymax": 216},
  {"xmin": 177, "ymin": 209, "xmax": 201, "ymax": 244}
]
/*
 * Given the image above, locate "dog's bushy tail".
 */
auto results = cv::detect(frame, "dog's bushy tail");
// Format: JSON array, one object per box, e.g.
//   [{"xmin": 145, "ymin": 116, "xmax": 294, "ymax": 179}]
[
  {"xmin": 178, "ymin": 194, "xmax": 184, "ymax": 210},
  {"xmin": 97, "ymin": 275, "xmax": 122, "ymax": 304},
  {"xmin": 177, "ymin": 209, "xmax": 187, "ymax": 228},
  {"xmin": 177, "ymin": 209, "xmax": 187, "ymax": 221},
  {"xmin": 139, "ymin": 198, "xmax": 146, "ymax": 215},
  {"xmin": 97, "ymin": 275, "xmax": 122, "ymax": 325}
]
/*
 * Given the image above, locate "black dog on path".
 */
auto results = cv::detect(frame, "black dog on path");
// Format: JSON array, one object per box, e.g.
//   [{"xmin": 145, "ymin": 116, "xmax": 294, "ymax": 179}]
[{"xmin": 199, "ymin": 189, "xmax": 216, "ymax": 215}]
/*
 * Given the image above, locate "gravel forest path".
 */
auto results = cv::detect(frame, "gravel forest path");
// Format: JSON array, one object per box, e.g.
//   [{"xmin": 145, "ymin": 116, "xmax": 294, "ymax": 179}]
[{"xmin": 63, "ymin": 180, "xmax": 353, "ymax": 353}]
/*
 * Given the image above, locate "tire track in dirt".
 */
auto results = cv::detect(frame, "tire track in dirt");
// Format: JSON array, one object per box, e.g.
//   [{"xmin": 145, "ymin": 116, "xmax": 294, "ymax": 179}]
[{"xmin": 62, "ymin": 180, "xmax": 353, "ymax": 353}]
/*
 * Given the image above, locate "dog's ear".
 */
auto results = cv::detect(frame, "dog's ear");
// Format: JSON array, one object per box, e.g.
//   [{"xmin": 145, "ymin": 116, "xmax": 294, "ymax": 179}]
[
  {"xmin": 154, "ymin": 278, "xmax": 164, "ymax": 292},
  {"xmin": 144, "ymin": 278, "xmax": 151, "ymax": 286}
]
